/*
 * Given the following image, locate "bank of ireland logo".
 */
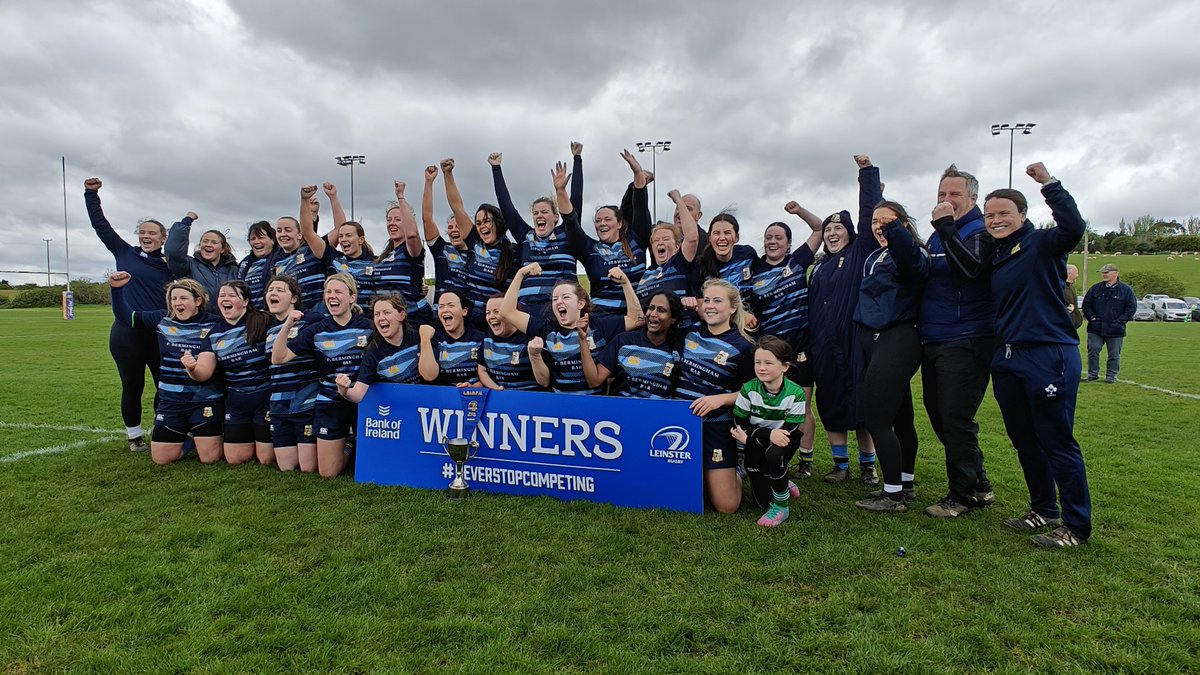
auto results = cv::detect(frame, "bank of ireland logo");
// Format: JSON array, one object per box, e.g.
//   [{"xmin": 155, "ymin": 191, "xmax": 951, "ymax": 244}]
[
  {"xmin": 378, "ymin": 405, "xmax": 391, "ymax": 417},
  {"xmin": 651, "ymin": 426, "xmax": 690, "ymax": 453}
]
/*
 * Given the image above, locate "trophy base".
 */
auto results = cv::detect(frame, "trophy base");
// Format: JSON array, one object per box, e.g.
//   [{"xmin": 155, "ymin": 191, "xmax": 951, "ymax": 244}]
[{"xmin": 447, "ymin": 485, "xmax": 470, "ymax": 500}]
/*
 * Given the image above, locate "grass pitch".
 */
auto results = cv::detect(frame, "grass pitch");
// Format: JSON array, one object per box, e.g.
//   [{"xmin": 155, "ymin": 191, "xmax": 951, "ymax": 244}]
[{"xmin": 1, "ymin": 306, "xmax": 1198, "ymax": 672}]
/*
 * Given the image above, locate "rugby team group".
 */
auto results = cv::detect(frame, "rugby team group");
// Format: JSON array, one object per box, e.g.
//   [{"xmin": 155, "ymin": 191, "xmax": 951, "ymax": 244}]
[{"xmin": 89, "ymin": 145, "xmax": 1093, "ymax": 546}]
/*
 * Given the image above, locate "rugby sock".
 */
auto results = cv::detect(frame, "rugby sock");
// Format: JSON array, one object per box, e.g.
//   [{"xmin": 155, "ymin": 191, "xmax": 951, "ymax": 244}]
[
  {"xmin": 126, "ymin": 426, "xmax": 142, "ymax": 440},
  {"xmin": 798, "ymin": 449, "xmax": 814, "ymax": 463},
  {"xmin": 772, "ymin": 487, "xmax": 790, "ymax": 509},
  {"xmin": 901, "ymin": 471, "xmax": 915, "ymax": 490},
  {"xmin": 858, "ymin": 450, "xmax": 876, "ymax": 466},
  {"xmin": 883, "ymin": 483, "xmax": 904, "ymax": 500},
  {"xmin": 832, "ymin": 444, "xmax": 849, "ymax": 470}
]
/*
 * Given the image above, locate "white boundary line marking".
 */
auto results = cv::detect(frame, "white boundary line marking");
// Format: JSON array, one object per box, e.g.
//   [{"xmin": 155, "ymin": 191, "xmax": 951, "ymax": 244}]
[
  {"xmin": 0, "ymin": 421, "xmax": 119, "ymax": 434},
  {"xmin": 0, "ymin": 436, "xmax": 121, "ymax": 463},
  {"xmin": 1114, "ymin": 379, "xmax": 1200, "ymax": 401}
]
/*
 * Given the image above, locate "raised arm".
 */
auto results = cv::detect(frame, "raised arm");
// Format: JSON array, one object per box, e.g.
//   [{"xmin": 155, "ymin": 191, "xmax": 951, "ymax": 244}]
[
  {"xmin": 554, "ymin": 163, "xmax": 594, "ymax": 258},
  {"xmin": 670, "ymin": 190, "xmax": 700, "ymax": 262},
  {"xmin": 323, "ymin": 182, "xmax": 348, "ymax": 231},
  {"xmin": 165, "ymin": 212, "xmax": 198, "ymax": 279},
  {"xmin": 1028, "ymin": 162, "xmax": 1085, "ymax": 257},
  {"xmin": 394, "ymin": 180, "xmax": 424, "ymax": 258},
  {"xmin": 527, "ymin": 337, "xmax": 551, "ymax": 388},
  {"xmin": 108, "ymin": 272, "xmax": 140, "ymax": 328},
  {"xmin": 336, "ymin": 373, "xmax": 369, "ymax": 403},
  {"xmin": 271, "ymin": 310, "xmax": 301, "ymax": 364},
  {"xmin": 619, "ymin": 151, "xmax": 652, "ymax": 247},
  {"xmin": 490, "ymin": 152, "xmax": 530, "ymax": 241},
  {"xmin": 854, "ymin": 155, "xmax": 883, "ymax": 255},
  {"xmin": 931, "ymin": 202, "xmax": 995, "ymax": 282},
  {"xmin": 784, "ymin": 201, "xmax": 825, "ymax": 254},
  {"xmin": 417, "ymin": 324, "xmax": 440, "ymax": 383},
  {"xmin": 84, "ymin": 178, "xmax": 129, "ymax": 256},
  {"xmin": 298, "ymin": 185, "xmax": 328, "ymax": 259},
  {"xmin": 498, "ymin": 263, "xmax": 537, "ymax": 334},
  {"xmin": 570, "ymin": 142, "xmax": 584, "ymax": 216},
  {"xmin": 883, "ymin": 220, "xmax": 930, "ymax": 283},
  {"xmin": 443, "ymin": 158, "xmax": 476, "ymax": 241},
  {"xmin": 421, "ymin": 165, "xmax": 441, "ymax": 244},
  {"xmin": 613, "ymin": 268, "xmax": 645, "ymax": 330}
]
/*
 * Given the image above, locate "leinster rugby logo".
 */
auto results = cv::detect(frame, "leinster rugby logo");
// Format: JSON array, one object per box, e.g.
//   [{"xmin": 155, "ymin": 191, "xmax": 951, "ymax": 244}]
[{"xmin": 650, "ymin": 425, "xmax": 692, "ymax": 464}]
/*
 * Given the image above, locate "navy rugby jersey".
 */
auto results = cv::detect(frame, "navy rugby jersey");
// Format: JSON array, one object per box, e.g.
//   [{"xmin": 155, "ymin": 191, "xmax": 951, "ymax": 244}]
[
  {"xmin": 597, "ymin": 328, "xmax": 680, "ymax": 399},
  {"xmin": 272, "ymin": 243, "xmax": 326, "ymax": 314},
  {"xmin": 747, "ymin": 246, "xmax": 817, "ymax": 349},
  {"xmin": 703, "ymin": 244, "xmax": 758, "ymax": 298},
  {"xmin": 528, "ymin": 313, "xmax": 625, "ymax": 394},
  {"xmin": 237, "ymin": 253, "xmax": 273, "ymax": 308},
  {"xmin": 128, "ymin": 309, "xmax": 222, "ymax": 404},
  {"xmin": 430, "ymin": 236, "xmax": 471, "ymax": 303},
  {"xmin": 357, "ymin": 330, "xmax": 423, "ymax": 386},
  {"xmin": 564, "ymin": 209, "xmax": 649, "ymax": 317},
  {"xmin": 325, "ymin": 248, "xmax": 377, "ymax": 315},
  {"xmin": 431, "ymin": 327, "xmax": 485, "ymax": 386},
  {"xmin": 370, "ymin": 243, "xmax": 430, "ymax": 321},
  {"xmin": 288, "ymin": 313, "xmax": 374, "ymax": 403},
  {"xmin": 264, "ymin": 312, "xmax": 323, "ymax": 416},
  {"xmin": 462, "ymin": 230, "xmax": 514, "ymax": 316},
  {"xmin": 492, "ymin": 164, "xmax": 585, "ymax": 310},
  {"xmin": 637, "ymin": 250, "xmax": 698, "ymax": 330},
  {"xmin": 675, "ymin": 326, "xmax": 755, "ymax": 422},
  {"xmin": 478, "ymin": 331, "xmax": 538, "ymax": 391},
  {"xmin": 200, "ymin": 316, "xmax": 271, "ymax": 395}
]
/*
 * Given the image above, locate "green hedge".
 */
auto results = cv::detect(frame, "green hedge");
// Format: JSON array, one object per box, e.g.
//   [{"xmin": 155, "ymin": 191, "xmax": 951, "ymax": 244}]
[{"xmin": 0, "ymin": 281, "xmax": 111, "ymax": 309}]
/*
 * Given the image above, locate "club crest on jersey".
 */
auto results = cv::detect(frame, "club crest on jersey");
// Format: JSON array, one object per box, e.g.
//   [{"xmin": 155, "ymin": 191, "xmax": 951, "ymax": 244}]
[
  {"xmin": 714, "ymin": 350, "xmax": 730, "ymax": 366},
  {"xmin": 387, "ymin": 253, "xmax": 395, "ymax": 262},
  {"xmin": 796, "ymin": 351, "xmax": 808, "ymax": 363},
  {"xmin": 782, "ymin": 266, "xmax": 793, "ymax": 277},
  {"xmin": 296, "ymin": 253, "xmax": 305, "ymax": 264},
  {"xmin": 199, "ymin": 328, "xmax": 210, "ymax": 339},
  {"xmin": 202, "ymin": 406, "xmax": 213, "ymax": 418},
  {"xmin": 288, "ymin": 327, "xmax": 299, "ymax": 338},
  {"xmin": 712, "ymin": 448, "xmax": 723, "ymax": 463},
  {"xmin": 364, "ymin": 266, "xmax": 374, "ymax": 276},
  {"xmin": 510, "ymin": 351, "xmax": 520, "ymax": 365},
  {"xmin": 470, "ymin": 347, "xmax": 478, "ymax": 360},
  {"xmin": 742, "ymin": 267, "xmax": 751, "ymax": 280},
  {"xmin": 586, "ymin": 334, "xmax": 596, "ymax": 350},
  {"xmin": 356, "ymin": 335, "xmax": 368, "ymax": 347},
  {"xmin": 662, "ymin": 362, "xmax": 674, "ymax": 376}
]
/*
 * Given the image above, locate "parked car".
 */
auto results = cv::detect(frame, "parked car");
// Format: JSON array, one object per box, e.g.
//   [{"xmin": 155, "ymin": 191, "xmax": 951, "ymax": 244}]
[
  {"xmin": 1182, "ymin": 296, "xmax": 1200, "ymax": 309},
  {"xmin": 1133, "ymin": 300, "xmax": 1156, "ymax": 321},
  {"xmin": 1156, "ymin": 299, "xmax": 1191, "ymax": 322},
  {"xmin": 1143, "ymin": 294, "xmax": 1168, "ymax": 304}
]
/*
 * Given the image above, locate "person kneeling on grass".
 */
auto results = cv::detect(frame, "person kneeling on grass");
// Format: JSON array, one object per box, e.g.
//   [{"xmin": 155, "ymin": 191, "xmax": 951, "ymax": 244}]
[
  {"xmin": 731, "ymin": 336, "xmax": 805, "ymax": 527},
  {"xmin": 109, "ymin": 272, "xmax": 223, "ymax": 465}
]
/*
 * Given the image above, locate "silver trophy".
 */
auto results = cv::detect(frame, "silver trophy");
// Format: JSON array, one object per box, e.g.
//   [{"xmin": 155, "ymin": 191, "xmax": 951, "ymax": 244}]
[{"xmin": 441, "ymin": 436, "xmax": 480, "ymax": 499}]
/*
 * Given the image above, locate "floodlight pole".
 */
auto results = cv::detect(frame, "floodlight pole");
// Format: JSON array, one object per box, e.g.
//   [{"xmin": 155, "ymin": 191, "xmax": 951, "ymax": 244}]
[
  {"xmin": 335, "ymin": 155, "xmax": 367, "ymax": 221},
  {"xmin": 636, "ymin": 140, "xmax": 672, "ymax": 223},
  {"xmin": 990, "ymin": 123, "xmax": 1036, "ymax": 188}
]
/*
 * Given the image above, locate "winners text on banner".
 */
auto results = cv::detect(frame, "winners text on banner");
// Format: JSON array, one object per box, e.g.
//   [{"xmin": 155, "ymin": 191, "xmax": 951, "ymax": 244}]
[{"xmin": 355, "ymin": 384, "xmax": 704, "ymax": 513}]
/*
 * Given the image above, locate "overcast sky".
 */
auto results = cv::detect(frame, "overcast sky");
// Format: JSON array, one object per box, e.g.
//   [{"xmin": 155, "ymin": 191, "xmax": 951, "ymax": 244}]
[{"xmin": 2, "ymin": 0, "xmax": 1197, "ymax": 285}]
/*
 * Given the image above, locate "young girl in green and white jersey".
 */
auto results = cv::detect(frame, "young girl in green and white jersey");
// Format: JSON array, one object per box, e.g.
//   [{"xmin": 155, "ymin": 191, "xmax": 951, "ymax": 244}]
[{"xmin": 731, "ymin": 335, "xmax": 807, "ymax": 527}]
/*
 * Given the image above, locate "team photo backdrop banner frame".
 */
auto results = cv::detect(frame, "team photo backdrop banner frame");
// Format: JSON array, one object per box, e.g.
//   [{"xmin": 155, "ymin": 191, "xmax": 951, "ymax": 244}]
[{"xmin": 356, "ymin": 384, "xmax": 704, "ymax": 513}]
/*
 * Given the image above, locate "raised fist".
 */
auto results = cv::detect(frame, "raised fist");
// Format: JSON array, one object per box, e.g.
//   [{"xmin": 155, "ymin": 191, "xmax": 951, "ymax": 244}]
[
  {"xmin": 394, "ymin": 180, "xmax": 406, "ymax": 200},
  {"xmin": 607, "ymin": 267, "xmax": 627, "ymax": 283},
  {"xmin": 419, "ymin": 323, "xmax": 436, "ymax": 340},
  {"xmin": 84, "ymin": 177, "xmax": 102, "ymax": 191},
  {"xmin": 527, "ymin": 336, "xmax": 545, "ymax": 356},
  {"xmin": 424, "ymin": 165, "xmax": 438, "ymax": 181},
  {"xmin": 487, "ymin": 153, "xmax": 502, "ymax": 166},
  {"xmin": 520, "ymin": 262, "xmax": 543, "ymax": 277},
  {"xmin": 1026, "ymin": 162, "xmax": 1052, "ymax": 184},
  {"xmin": 108, "ymin": 271, "xmax": 131, "ymax": 288},
  {"xmin": 681, "ymin": 296, "xmax": 699, "ymax": 310},
  {"xmin": 335, "ymin": 373, "xmax": 352, "ymax": 389},
  {"xmin": 571, "ymin": 141, "xmax": 583, "ymax": 156},
  {"xmin": 853, "ymin": 155, "xmax": 872, "ymax": 169},
  {"xmin": 180, "ymin": 350, "xmax": 197, "ymax": 370},
  {"xmin": 323, "ymin": 182, "xmax": 337, "ymax": 198},
  {"xmin": 301, "ymin": 185, "xmax": 318, "ymax": 199},
  {"xmin": 284, "ymin": 309, "xmax": 303, "ymax": 324},
  {"xmin": 441, "ymin": 158, "xmax": 456, "ymax": 173},
  {"xmin": 932, "ymin": 201, "xmax": 955, "ymax": 221},
  {"xmin": 667, "ymin": 189, "xmax": 682, "ymax": 203},
  {"xmin": 185, "ymin": 211, "xmax": 199, "ymax": 221},
  {"xmin": 575, "ymin": 314, "xmax": 590, "ymax": 336},
  {"xmin": 784, "ymin": 201, "xmax": 803, "ymax": 216}
]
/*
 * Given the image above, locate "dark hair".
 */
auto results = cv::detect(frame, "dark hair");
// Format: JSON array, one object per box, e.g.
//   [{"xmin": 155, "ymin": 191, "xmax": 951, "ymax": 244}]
[
  {"xmin": 872, "ymin": 200, "xmax": 925, "ymax": 247},
  {"xmin": 983, "ymin": 188, "xmax": 1029, "ymax": 215},
  {"xmin": 369, "ymin": 293, "xmax": 410, "ymax": 346},
  {"xmin": 552, "ymin": 278, "xmax": 592, "ymax": 321},
  {"xmin": 219, "ymin": 280, "xmax": 271, "ymax": 346},
  {"xmin": 266, "ymin": 274, "xmax": 304, "ymax": 311},
  {"xmin": 338, "ymin": 221, "xmax": 375, "ymax": 258},
  {"xmin": 754, "ymin": 335, "xmax": 793, "ymax": 367},
  {"xmin": 198, "ymin": 229, "xmax": 235, "ymax": 260},
  {"xmin": 474, "ymin": 204, "xmax": 515, "ymax": 286},
  {"xmin": 595, "ymin": 205, "xmax": 634, "ymax": 261},
  {"xmin": 437, "ymin": 289, "xmax": 473, "ymax": 317},
  {"xmin": 644, "ymin": 290, "xmax": 684, "ymax": 324},
  {"xmin": 765, "ymin": 221, "xmax": 792, "ymax": 244},
  {"xmin": 697, "ymin": 213, "xmax": 741, "ymax": 280},
  {"xmin": 247, "ymin": 220, "xmax": 276, "ymax": 244}
]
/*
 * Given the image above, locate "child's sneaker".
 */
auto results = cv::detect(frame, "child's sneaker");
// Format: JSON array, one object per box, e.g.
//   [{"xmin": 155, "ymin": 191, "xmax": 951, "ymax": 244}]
[{"xmin": 756, "ymin": 504, "xmax": 790, "ymax": 528}]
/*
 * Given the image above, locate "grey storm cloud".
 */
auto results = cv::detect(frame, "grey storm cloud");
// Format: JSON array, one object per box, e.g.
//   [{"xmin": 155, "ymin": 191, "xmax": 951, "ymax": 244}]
[{"xmin": 1, "ymin": 0, "xmax": 1198, "ymax": 285}]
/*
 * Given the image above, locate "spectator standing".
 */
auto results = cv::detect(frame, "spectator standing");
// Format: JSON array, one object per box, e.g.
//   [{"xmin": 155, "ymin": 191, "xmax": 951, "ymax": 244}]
[{"xmin": 1081, "ymin": 264, "xmax": 1136, "ymax": 383}]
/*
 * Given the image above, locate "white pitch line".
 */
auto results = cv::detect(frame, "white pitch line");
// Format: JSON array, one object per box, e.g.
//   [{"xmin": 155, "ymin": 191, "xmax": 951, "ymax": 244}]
[
  {"xmin": 0, "ymin": 436, "xmax": 121, "ymax": 463},
  {"xmin": 1114, "ymin": 379, "xmax": 1200, "ymax": 401},
  {"xmin": 0, "ymin": 421, "xmax": 119, "ymax": 435}
]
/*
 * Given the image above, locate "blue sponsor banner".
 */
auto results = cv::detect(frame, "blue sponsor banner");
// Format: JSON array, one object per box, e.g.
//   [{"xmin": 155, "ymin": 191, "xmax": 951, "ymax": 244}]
[{"xmin": 355, "ymin": 383, "xmax": 703, "ymax": 513}]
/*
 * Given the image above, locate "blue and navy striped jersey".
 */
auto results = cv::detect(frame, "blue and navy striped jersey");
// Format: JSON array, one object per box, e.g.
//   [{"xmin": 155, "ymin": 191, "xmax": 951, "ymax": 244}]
[
  {"xmin": 528, "ymin": 312, "xmax": 625, "ymax": 394},
  {"xmin": 273, "ymin": 244, "xmax": 326, "ymax": 314},
  {"xmin": 747, "ymin": 246, "xmax": 816, "ymax": 349},
  {"xmin": 357, "ymin": 330, "xmax": 423, "ymax": 386},
  {"xmin": 134, "ymin": 310, "xmax": 223, "ymax": 404},
  {"xmin": 637, "ymin": 251, "xmax": 698, "ymax": 331},
  {"xmin": 430, "ymin": 236, "xmax": 471, "ymax": 303},
  {"xmin": 675, "ymin": 326, "xmax": 755, "ymax": 422},
  {"xmin": 514, "ymin": 222, "xmax": 580, "ymax": 309},
  {"xmin": 288, "ymin": 313, "xmax": 374, "ymax": 403},
  {"xmin": 327, "ymin": 248, "xmax": 376, "ymax": 314},
  {"xmin": 238, "ymin": 253, "xmax": 274, "ymax": 308},
  {"xmin": 700, "ymin": 244, "xmax": 758, "ymax": 298},
  {"xmin": 463, "ymin": 230, "xmax": 514, "ymax": 315},
  {"xmin": 371, "ymin": 243, "xmax": 429, "ymax": 319},
  {"xmin": 478, "ymin": 330, "xmax": 538, "ymax": 391},
  {"xmin": 264, "ymin": 312, "xmax": 323, "ymax": 416},
  {"xmin": 201, "ymin": 316, "xmax": 271, "ymax": 395},
  {"xmin": 597, "ymin": 328, "xmax": 680, "ymax": 399},
  {"xmin": 431, "ymin": 327, "xmax": 485, "ymax": 386}
]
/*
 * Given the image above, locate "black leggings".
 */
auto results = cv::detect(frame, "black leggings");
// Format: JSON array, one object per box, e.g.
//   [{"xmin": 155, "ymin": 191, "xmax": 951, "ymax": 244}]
[
  {"xmin": 745, "ymin": 428, "xmax": 803, "ymax": 509},
  {"xmin": 109, "ymin": 321, "xmax": 161, "ymax": 428},
  {"xmin": 857, "ymin": 324, "xmax": 921, "ymax": 487}
]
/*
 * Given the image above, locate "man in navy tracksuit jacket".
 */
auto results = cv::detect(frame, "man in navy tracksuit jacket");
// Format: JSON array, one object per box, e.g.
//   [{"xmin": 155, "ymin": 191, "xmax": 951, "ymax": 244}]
[
  {"xmin": 983, "ymin": 163, "xmax": 1092, "ymax": 547},
  {"xmin": 921, "ymin": 165, "xmax": 996, "ymax": 518},
  {"xmin": 1081, "ymin": 264, "xmax": 1137, "ymax": 383}
]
